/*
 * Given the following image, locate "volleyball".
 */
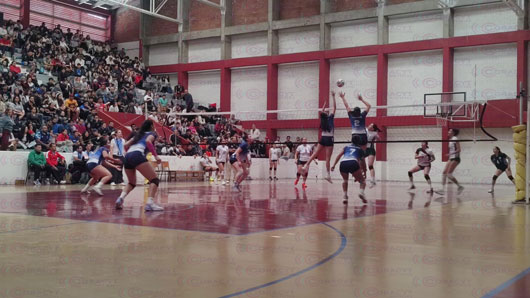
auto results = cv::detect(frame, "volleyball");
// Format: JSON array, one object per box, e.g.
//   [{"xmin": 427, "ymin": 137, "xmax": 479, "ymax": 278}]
[{"xmin": 336, "ymin": 79, "xmax": 345, "ymax": 87}]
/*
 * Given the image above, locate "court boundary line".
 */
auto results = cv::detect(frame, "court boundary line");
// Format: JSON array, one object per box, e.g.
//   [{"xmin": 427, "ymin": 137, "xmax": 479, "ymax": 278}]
[
  {"xmin": 482, "ymin": 266, "xmax": 530, "ymax": 298},
  {"xmin": 217, "ymin": 222, "xmax": 347, "ymax": 298}
]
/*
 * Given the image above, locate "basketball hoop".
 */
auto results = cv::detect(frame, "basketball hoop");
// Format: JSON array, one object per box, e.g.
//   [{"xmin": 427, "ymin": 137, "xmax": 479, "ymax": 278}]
[{"xmin": 436, "ymin": 113, "xmax": 450, "ymax": 127}]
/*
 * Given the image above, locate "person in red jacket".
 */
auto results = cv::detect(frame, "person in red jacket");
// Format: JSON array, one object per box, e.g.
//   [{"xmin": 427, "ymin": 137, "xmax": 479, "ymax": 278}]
[
  {"xmin": 9, "ymin": 61, "xmax": 21, "ymax": 74},
  {"xmin": 46, "ymin": 143, "xmax": 66, "ymax": 184}
]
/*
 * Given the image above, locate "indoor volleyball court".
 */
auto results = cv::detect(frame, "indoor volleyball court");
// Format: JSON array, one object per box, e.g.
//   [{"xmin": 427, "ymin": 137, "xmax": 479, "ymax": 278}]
[{"xmin": 1, "ymin": 0, "xmax": 530, "ymax": 298}]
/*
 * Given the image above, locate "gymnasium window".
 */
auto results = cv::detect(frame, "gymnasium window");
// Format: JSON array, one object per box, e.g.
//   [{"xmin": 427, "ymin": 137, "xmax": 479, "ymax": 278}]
[
  {"xmin": 29, "ymin": 0, "xmax": 109, "ymax": 41},
  {"xmin": 0, "ymin": 0, "xmax": 21, "ymax": 21}
]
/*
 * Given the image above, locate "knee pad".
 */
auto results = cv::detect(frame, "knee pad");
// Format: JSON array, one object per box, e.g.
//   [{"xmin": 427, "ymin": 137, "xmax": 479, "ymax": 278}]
[
  {"xmin": 424, "ymin": 175, "xmax": 430, "ymax": 181},
  {"xmin": 492, "ymin": 175, "xmax": 499, "ymax": 181},
  {"xmin": 368, "ymin": 166, "xmax": 374, "ymax": 170},
  {"xmin": 508, "ymin": 175, "xmax": 514, "ymax": 180},
  {"xmin": 408, "ymin": 171, "xmax": 413, "ymax": 178},
  {"xmin": 269, "ymin": 167, "xmax": 272, "ymax": 171},
  {"xmin": 149, "ymin": 178, "xmax": 160, "ymax": 186},
  {"xmin": 128, "ymin": 183, "xmax": 136, "ymax": 189}
]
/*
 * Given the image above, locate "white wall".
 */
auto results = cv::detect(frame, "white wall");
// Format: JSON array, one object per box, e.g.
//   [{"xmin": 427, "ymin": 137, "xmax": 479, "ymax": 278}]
[
  {"xmin": 117, "ymin": 41, "xmax": 140, "ymax": 59},
  {"xmin": 389, "ymin": 12, "xmax": 443, "ymax": 43},
  {"xmin": 188, "ymin": 38, "xmax": 221, "ymax": 63},
  {"xmin": 454, "ymin": 4, "xmax": 518, "ymax": 37},
  {"xmin": 278, "ymin": 26, "xmax": 320, "ymax": 55},
  {"xmin": 231, "ymin": 32, "xmax": 268, "ymax": 59},
  {"xmin": 387, "ymin": 50, "xmax": 443, "ymax": 116},
  {"xmin": 330, "ymin": 56, "xmax": 378, "ymax": 119},
  {"xmin": 230, "ymin": 66, "xmax": 267, "ymax": 120},
  {"xmin": 277, "ymin": 62, "xmax": 319, "ymax": 120},
  {"xmin": 188, "ymin": 70, "xmax": 221, "ymax": 107},
  {"xmin": 148, "ymin": 42, "xmax": 178, "ymax": 66},
  {"xmin": 330, "ymin": 20, "xmax": 378, "ymax": 49},
  {"xmin": 453, "ymin": 44, "xmax": 517, "ymax": 101}
]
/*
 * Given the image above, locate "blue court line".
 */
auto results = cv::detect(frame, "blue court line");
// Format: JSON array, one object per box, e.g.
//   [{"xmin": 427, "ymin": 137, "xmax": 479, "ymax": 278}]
[
  {"xmin": 217, "ymin": 222, "xmax": 347, "ymax": 298},
  {"xmin": 482, "ymin": 266, "xmax": 530, "ymax": 298}
]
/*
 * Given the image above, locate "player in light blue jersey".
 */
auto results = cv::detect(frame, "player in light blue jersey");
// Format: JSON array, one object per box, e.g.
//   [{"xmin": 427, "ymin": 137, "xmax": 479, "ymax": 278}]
[
  {"xmin": 331, "ymin": 135, "xmax": 368, "ymax": 205},
  {"xmin": 80, "ymin": 140, "xmax": 120, "ymax": 196},
  {"xmin": 339, "ymin": 92, "xmax": 371, "ymax": 148}
]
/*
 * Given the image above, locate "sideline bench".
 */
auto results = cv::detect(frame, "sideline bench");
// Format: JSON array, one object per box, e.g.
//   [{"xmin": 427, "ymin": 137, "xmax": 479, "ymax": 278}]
[{"xmin": 174, "ymin": 170, "xmax": 205, "ymax": 181}]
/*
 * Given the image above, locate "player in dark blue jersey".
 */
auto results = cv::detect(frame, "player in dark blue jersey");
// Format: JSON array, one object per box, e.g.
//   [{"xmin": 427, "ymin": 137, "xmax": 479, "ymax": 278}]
[
  {"xmin": 232, "ymin": 134, "xmax": 253, "ymax": 192},
  {"xmin": 80, "ymin": 140, "xmax": 121, "ymax": 196},
  {"xmin": 489, "ymin": 146, "xmax": 514, "ymax": 193},
  {"xmin": 331, "ymin": 136, "xmax": 368, "ymax": 205},
  {"xmin": 303, "ymin": 91, "xmax": 336, "ymax": 183},
  {"xmin": 339, "ymin": 92, "xmax": 371, "ymax": 148},
  {"xmin": 115, "ymin": 120, "xmax": 164, "ymax": 211}
]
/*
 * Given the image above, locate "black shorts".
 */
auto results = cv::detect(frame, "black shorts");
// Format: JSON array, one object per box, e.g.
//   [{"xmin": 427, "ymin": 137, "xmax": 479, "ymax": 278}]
[
  {"xmin": 365, "ymin": 147, "xmax": 376, "ymax": 156},
  {"xmin": 340, "ymin": 160, "xmax": 360, "ymax": 174},
  {"xmin": 319, "ymin": 136, "xmax": 334, "ymax": 147},
  {"xmin": 450, "ymin": 157, "xmax": 461, "ymax": 163},
  {"xmin": 418, "ymin": 164, "xmax": 431, "ymax": 170},
  {"xmin": 124, "ymin": 151, "xmax": 148, "ymax": 170},
  {"xmin": 352, "ymin": 134, "xmax": 368, "ymax": 146},
  {"xmin": 86, "ymin": 162, "xmax": 99, "ymax": 173},
  {"xmin": 297, "ymin": 160, "xmax": 308, "ymax": 166},
  {"xmin": 496, "ymin": 165, "xmax": 507, "ymax": 172}
]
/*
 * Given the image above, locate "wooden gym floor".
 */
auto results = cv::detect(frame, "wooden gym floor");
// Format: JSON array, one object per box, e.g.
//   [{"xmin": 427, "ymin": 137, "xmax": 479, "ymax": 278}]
[{"xmin": 0, "ymin": 180, "xmax": 528, "ymax": 298}]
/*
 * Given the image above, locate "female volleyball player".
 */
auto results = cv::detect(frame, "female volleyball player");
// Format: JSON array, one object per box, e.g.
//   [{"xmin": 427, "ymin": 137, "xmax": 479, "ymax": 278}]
[
  {"xmin": 294, "ymin": 138, "xmax": 313, "ymax": 189},
  {"xmin": 115, "ymin": 120, "xmax": 164, "ymax": 211},
  {"xmin": 408, "ymin": 141, "xmax": 435, "ymax": 193},
  {"xmin": 269, "ymin": 143, "xmax": 282, "ymax": 181},
  {"xmin": 339, "ymin": 92, "xmax": 371, "ymax": 148},
  {"xmin": 365, "ymin": 123, "xmax": 381, "ymax": 187},
  {"xmin": 436, "ymin": 128, "xmax": 464, "ymax": 195},
  {"xmin": 81, "ymin": 140, "xmax": 121, "ymax": 195},
  {"xmin": 216, "ymin": 138, "xmax": 229, "ymax": 185},
  {"xmin": 303, "ymin": 91, "xmax": 337, "ymax": 183},
  {"xmin": 231, "ymin": 134, "xmax": 252, "ymax": 192},
  {"xmin": 331, "ymin": 136, "xmax": 368, "ymax": 205},
  {"xmin": 489, "ymin": 146, "xmax": 515, "ymax": 193}
]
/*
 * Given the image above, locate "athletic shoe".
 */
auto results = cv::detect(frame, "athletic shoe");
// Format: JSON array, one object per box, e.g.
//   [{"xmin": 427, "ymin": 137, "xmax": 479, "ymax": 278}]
[
  {"xmin": 34, "ymin": 180, "xmax": 41, "ymax": 186},
  {"xmin": 369, "ymin": 181, "xmax": 376, "ymax": 188},
  {"xmin": 120, "ymin": 182, "xmax": 126, "ymax": 186},
  {"xmin": 210, "ymin": 176, "xmax": 215, "ymax": 182},
  {"xmin": 457, "ymin": 186, "xmax": 464, "ymax": 195},
  {"xmin": 427, "ymin": 188, "xmax": 434, "ymax": 194},
  {"xmin": 434, "ymin": 189, "xmax": 445, "ymax": 195},
  {"xmin": 408, "ymin": 185, "xmax": 416, "ymax": 190},
  {"xmin": 294, "ymin": 179, "xmax": 299, "ymax": 186},
  {"xmin": 512, "ymin": 199, "xmax": 527, "ymax": 205},
  {"xmin": 221, "ymin": 180, "xmax": 226, "ymax": 185},
  {"xmin": 359, "ymin": 194, "xmax": 367, "ymax": 204},
  {"xmin": 343, "ymin": 195, "xmax": 348, "ymax": 205},
  {"xmin": 324, "ymin": 176, "xmax": 333, "ymax": 184},
  {"xmin": 115, "ymin": 197, "xmax": 124, "ymax": 210},
  {"xmin": 145, "ymin": 202, "xmax": 164, "ymax": 211},
  {"xmin": 302, "ymin": 183, "xmax": 307, "ymax": 189},
  {"xmin": 232, "ymin": 185, "xmax": 239, "ymax": 192},
  {"xmin": 93, "ymin": 186, "xmax": 103, "ymax": 196},
  {"xmin": 111, "ymin": 182, "xmax": 116, "ymax": 186},
  {"xmin": 80, "ymin": 186, "xmax": 91, "ymax": 193},
  {"xmin": 487, "ymin": 189, "xmax": 494, "ymax": 193},
  {"xmin": 60, "ymin": 180, "xmax": 67, "ymax": 184}
]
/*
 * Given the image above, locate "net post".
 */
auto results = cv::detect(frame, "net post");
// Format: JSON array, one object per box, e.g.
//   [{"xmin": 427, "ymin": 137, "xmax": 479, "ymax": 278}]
[{"xmin": 526, "ymin": 93, "xmax": 530, "ymax": 202}]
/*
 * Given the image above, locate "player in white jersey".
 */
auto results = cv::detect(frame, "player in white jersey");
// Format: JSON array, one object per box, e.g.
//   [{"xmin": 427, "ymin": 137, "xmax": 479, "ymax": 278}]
[
  {"xmin": 303, "ymin": 91, "xmax": 336, "ymax": 183},
  {"xmin": 436, "ymin": 128, "xmax": 464, "ymax": 195},
  {"xmin": 269, "ymin": 143, "xmax": 282, "ymax": 181},
  {"xmin": 365, "ymin": 123, "xmax": 381, "ymax": 187},
  {"xmin": 408, "ymin": 141, "xmax": 435, "ymax": 193},
  {"xmin": 216, "ymin": 138, "xmax": 230, "ymax": 185},
  {"xmin": 294, "ymin": 138, "xmax": 313, "ymax": 189}
]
